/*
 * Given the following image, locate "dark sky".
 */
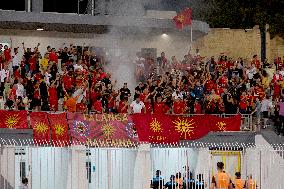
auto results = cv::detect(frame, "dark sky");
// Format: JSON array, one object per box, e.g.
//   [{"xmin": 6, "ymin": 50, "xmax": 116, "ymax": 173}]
[{"xmin": 0, "ymin": 0, "xmax": 188, "ymax": 13}]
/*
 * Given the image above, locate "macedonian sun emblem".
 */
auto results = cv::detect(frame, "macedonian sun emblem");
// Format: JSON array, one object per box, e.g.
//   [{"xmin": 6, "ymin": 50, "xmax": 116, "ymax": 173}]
[
  {"xmin": 150, "ymin": 118, "xmax": 162, "ymax": 132},
  {"xmin": 217, "ymin": 121, "xmax": 227, "ymax": 131},
  {"xmin": 35, "ymin": 122, "xmax": 49, "ymax": 134},
  {"xmin": 102, "ymin": 123, "xmax": 116, "ymax": 140},
  {"xmin": 177, "ymin": 15, "xmax": 185, "ymax": 23},
  {"xmin": 5, "ymin": 115, "xmax": 20, "ymax": 129},
  {"xmin": 54, "ymin": 124, "xmax": 65, "ymax": 137},
  {"xmin": 173, "ymin": 118, "xmax": 195, "ymax": 139}
]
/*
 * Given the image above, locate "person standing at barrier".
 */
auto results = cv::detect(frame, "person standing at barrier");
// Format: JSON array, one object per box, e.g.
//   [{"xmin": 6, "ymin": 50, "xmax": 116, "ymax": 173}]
[
  {"xmin": 278, "ymin": 98, "xmax": 284, "ymax": 135},
  {"xmin": 151, "ymin": 170, "xmax": 164, "ymax": 189},
  {"xmin": 246, "ymin": 175, "xmax": 257, "ymax": 189},
  {"xmin": 19, "ymin": 177, "xmax": 29, "ymax": 189},
  {"xmin": 232, "ymin": 172, "xmax": 245, "ymax": 189},
  {"xmin": 164, "ymin": 175, "xmax": 179, "ymax": 189},
  {"xmin": 210, "ymin": 162, "xmax": 232, "ymax": 189}
]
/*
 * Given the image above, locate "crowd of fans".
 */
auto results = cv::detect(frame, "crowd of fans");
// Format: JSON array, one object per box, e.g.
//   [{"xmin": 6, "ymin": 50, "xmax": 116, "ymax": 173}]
[{"xmin": 0, "ymin": 39, "xmax": 284, "ymax": 132}]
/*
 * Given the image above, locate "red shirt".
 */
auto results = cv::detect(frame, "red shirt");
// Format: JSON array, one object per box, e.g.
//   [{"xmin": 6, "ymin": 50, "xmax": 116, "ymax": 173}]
[
  {"xmin": 274, "ymin": 82, "xmax": 281, "ymax": 94},
  {"xmin": 219, "ymin": 76, "xmax": 228, "ymax": 87},
  {"xmin": 194, "ymin": 103, "xmax": 202, "ymax": 114},
  {"xmin": 239, "ymin": 95, "xmax": 247, "ymax": 110},
  {"xmin": 108, "ymin": 96, "xmax": 116, "ymax": 109},
  {"xmin": 173, "ymin": 101, "xmax": 186, "ymax": 114},
  {"xmin": 118, "ymin": 101, "xmax": 128, "ymax": 113},
  {"xmin": 144, "ymin": 102, "xmax": 152, "ymax": 113},
  {"xmin": 154, "ymin": 102, "xmax": 165, "ymax": 114},
  {"xmin": 49, "ymin": 52, "xmax": 58, "ymax": 63},
  {"xmin": 48, "ymin": 87, "xmax": 58, "ymax": 101},
  {"xmin": 29, "ymin": 56, "xmax": 37, "ymax": 71},
  {"xmin": 93, "ymin": 101, "xmax": 103, "ymax": 113},
  {"xmin": 205, "ymin": 80, "xmax": 215, "ymax": 92},
  {"xmin": 76, "ymin": 103, "xmax": 86, "ymax": 113},
  {"xmin": 4, "ymin": 49, "xmax": 11, "ymax": 61},
  {"xmin": 62, "ymin": 75, "xmax": 73, "ymax": 90}
]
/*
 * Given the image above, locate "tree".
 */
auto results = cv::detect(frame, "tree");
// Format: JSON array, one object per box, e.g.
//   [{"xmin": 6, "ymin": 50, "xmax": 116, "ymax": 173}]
[{"xmin": 187, "ymin": 0, "xmax": 284, "ymax": 38}]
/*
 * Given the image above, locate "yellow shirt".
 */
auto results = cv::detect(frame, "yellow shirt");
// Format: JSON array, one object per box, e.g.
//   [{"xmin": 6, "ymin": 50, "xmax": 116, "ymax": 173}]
[
  {"xmin": 40, "ymin": 58, "xmax": 49, "ymax": 69},
  {"xmin": 261, "ymin": 77, "xmax": 269, "ymax": 89}
]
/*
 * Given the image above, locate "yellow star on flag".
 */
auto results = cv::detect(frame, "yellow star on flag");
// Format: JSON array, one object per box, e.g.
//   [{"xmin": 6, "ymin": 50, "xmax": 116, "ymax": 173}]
[
  {"xmin": 177, "ymin": 15, "xmax": 185, "ymax": 23},
  {"xmin": 54, "ymin": 124, "xmax": 65, "ymax": 137},
  {"xmin": 35, "ymin": 122, "xmax": 49, "ymax": 134},
  {"xmin": 217, "ymin": 121, "xmax": 227, "ymax": 131},
  {"xmin": 173, "ymin": 118, "xmax": 195, "ymax": 139},
  {"xmin": 102, "ymin": 123, "xmax": 116, "ymax": 140},
  {"xmin": 5, "ymin": 115, "xmax": 20, "ymax": 129},
  {"xmin": 150, "ymin": 118, "xmax": 162, "ymax": 132}
]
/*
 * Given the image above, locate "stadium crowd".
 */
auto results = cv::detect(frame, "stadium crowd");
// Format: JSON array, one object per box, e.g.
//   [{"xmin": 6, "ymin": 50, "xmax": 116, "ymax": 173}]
[{"xmin": 0, "ymin": 39, "xmax": 283, "ymax": 132}]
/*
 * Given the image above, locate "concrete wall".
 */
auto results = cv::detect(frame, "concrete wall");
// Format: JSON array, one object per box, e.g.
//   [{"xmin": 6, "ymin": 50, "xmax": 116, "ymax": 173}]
[
  {"xmin": 270, "ymin": 35, "xmax": 284, "ymax": 59},
  {"xmin": 192, "ymin": 26, "xmax": 262, "ymax": 63}
]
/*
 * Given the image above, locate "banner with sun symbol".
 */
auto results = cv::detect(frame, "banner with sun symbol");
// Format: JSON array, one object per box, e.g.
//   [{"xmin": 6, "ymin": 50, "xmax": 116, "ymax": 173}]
[
  {"xmin": 67, "ymin": 113, "xmax": 137, "ymax": 146},
  {"xmin": 49, "ymin": 113, "xmax": 70, "ymax": 146},
  {"xmin": 132, "ymin": 114, "xmax": 180, "ymax": 144},
  {"xmin": 172, "ymin": 115, "xmax": 210, "ymax": 140},
  {"xmin": 0, "ymin": 110, "xmax": 28, "ymax": 129},
  {"xmin": 207, "ymin": 114, "xmax": 241, "ymax": 132},
  {"xmin": 30, "ymin": 112, "xmax": 50, "ymax": 145}
]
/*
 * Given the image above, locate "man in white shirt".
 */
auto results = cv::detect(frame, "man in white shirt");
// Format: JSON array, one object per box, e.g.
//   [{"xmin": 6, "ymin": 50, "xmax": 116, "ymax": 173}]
[
  {"xmin": 261, "ymin": 95, "xmax": 272, "ymax": 129},
  {"xmin": 11, "ymin": 48, "xmax": 21, "ymax": 71},
  {"xmin": 130, "ymin": 95, "xmax": 145, "ymax": 114},
  {"xmin": 16, "ymin": 79, "xmax": 25, "ymax": 98},
  {"xmin": 74, "ymin": 59, "xmax": 84, "ymax": 72}
]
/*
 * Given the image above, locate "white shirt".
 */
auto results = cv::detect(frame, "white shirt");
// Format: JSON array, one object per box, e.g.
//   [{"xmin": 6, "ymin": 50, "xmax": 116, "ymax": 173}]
[
  {"xmin": 246, "ymin": 67, "xmax": 256, "ymax": 80},
  {"xmin": 16, "ymin": 83, "xmax": 25, "ymax": 98},
  {"xmin": 0, "ymin": 98, "xmax": 5, "ymax": 109},
  {"xmin": 172, "ymin": 91, "xmax": 184, "ymax": 100},
  {"xmin": 44, "ymin": 73, "xmax": 51, "ymax": 86},
  {"xmin": 261, "ymin": 99, "xmax": 272, "ymax": 112},
  {"xmin": 130, "ymin": 101, "xmax": 145, "ymax": 113},
  {"xmin": 12, "ymin": 52, "xmax": 21, "ymax": 67},
  {"xmin": 74, "ymin": 64, "xmax": 83, "ymax": 71},
  {"xmin": 0, "ymin": 69, "xmax": 9, "ymax": 82},
  {"xmin": 73, "ymin": 88, "xmax": 86, "ymax": 103}
]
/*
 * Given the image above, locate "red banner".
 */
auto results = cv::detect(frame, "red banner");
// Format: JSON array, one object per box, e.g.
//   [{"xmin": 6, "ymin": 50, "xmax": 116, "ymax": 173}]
[
  {"xmin": 132, "ymin": 114, "xmax": 241, "ymax": 143},
  {"xmin": 208, "ymin": 114, "xmax": 241, "ymax": 132},
  {"xmin": 67, "ymin": 113, "xmax": 137, "ymax": 146},
  {"xmin": 30, "ymin": 112, "xmax": 50, "ymax": 145},
  {"xmin": 172, "ymin": 115, "xmax": 210, "ymax": 140},
  {"xmin": 48, "ymin": 113, "xmax": 70, "ymax": 146},
  {"xmin": 173, "ymin": 7, "xmax": 192, "ymax": 29},
  {"xmin": 0, "ymin": 110, "xmax": 28, "ymax": 129},
  {"xmin": 132, "ymin": 114, "xmax": 180, "ymax": 144}
]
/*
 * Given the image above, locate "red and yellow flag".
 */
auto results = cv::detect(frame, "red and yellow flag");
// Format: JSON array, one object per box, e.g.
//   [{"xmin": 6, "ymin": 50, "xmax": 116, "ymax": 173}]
[
  {"xmin": 208, "ymin": 114, "xmax": 241, "ymax": 131},
  {"xmin": 132, "ymin": 114, "xmax": 179, "ymax": 144},
  {"xmin": 172, "ymin": 115, "xmax": 210, "ymax": 140},
  {"xmin": 30, "ymin": 112, "xmax": 50, "ymax": 145},
  {"xmin": 173, "ymin": 7, "xmax": 192, "ymax": 29},
  {"xmin": 0, "ymin": 110, "xmax": 28, "ymax": 129},
  {"xmin": 48, "ymin": 113, "xmax": 70, "ymax": 146}
]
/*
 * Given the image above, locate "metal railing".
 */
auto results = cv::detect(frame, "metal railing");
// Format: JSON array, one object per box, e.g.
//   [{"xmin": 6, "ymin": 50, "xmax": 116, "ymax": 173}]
[{"xmin": 0, "ymin": 140, "xmax": 284, "ymax": 189}]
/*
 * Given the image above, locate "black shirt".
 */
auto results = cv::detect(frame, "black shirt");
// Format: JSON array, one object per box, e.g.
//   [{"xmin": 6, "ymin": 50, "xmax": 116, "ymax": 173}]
[{"xmin": 120, "ymin": 88, "xmax": 131, "ymax": 100}]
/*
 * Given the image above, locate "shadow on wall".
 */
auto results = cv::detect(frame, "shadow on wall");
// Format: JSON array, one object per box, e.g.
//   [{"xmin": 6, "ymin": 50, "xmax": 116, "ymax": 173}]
[{"xmin": 0, "ymin": 175, "xmax": 14, "ymax": 189}]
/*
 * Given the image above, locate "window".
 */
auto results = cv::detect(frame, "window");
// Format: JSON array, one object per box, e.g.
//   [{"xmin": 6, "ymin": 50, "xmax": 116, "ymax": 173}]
[
  {"xmin": 20, "ymin": 162, "xmax": 26, "ymax": 180},
  {"xmin": 86, "ymin": 162, "xmax": 91, "ymax": 183}
]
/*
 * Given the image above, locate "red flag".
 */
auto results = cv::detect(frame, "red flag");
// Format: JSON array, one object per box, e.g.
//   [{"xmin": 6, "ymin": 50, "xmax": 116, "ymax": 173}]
[
  {"xmin": 48, "ymin": 113, "xmax": 70, "ymax": 146},
  {"xmin": 208, "ymin": 114, "xmax": 241, "ymax": 131},
  {"xmin": 30, "ymin": 112, "xmax": 50, "ymax": 145},
  {"xmin": 133, "ymin": 114, "xmax": 179, "ymax": 144},
  {"xmin": 173, "ymin": 7, "xmax": 192, "ymax": 29},
  {"xmin": 172, "ymin": 115, "xmax": 210, "ymax": 140},
  {"xmin": 0, "ymin": 110, "xmax": 28, "ymax": 129}
]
